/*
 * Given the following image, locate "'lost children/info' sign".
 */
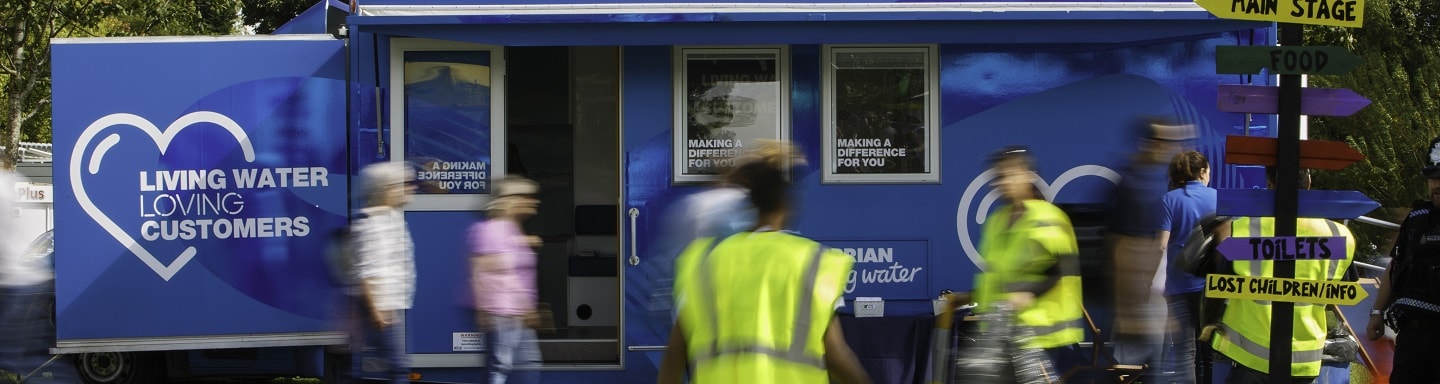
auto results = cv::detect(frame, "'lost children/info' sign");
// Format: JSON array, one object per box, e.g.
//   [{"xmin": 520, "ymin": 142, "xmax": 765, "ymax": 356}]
[{"xmin": 1205, "ymin": 274, "xmax": 1366, "ymax": 305}]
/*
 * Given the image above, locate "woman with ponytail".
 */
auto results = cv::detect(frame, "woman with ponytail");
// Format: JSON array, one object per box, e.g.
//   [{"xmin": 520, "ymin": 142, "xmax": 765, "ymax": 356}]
[{"xmin": 1157, "ymin": 150, "xmax": 1217, "ymax": 384}]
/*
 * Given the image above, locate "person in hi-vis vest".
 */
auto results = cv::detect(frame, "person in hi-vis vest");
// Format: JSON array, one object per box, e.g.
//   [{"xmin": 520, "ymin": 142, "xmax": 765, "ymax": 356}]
[
  {"xmin": 972, "ymin": 146, "xmax": 1086, "ymax": 376},
  {"xmin": 657, "ymin": 143, "xmax": 872, "ymax": 384},
  {"xmin": 1209, "ymin": 168, "xmax": 1355, "ymax": 383}
]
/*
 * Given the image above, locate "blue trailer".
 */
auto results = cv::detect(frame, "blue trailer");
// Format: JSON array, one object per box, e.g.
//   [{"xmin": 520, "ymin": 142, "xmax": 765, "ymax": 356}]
[{"xmin": 49, "ymin": 0, "xmax": 1276, "ymax": 382}]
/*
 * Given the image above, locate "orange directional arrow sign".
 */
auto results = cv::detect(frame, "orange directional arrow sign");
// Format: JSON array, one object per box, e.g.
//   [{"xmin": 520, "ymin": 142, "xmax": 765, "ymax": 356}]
[
  {"xmin": 1194, "ymin": 0, "xmax": 1364, "ymax": 28},
  {"xmin": 1225, "ymin": 135, "xmax": 1365, "ymax": 170}
]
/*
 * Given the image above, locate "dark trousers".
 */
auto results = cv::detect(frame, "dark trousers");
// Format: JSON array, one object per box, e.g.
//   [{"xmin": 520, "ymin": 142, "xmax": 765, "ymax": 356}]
[
  {"xmin": 1223, "ymin": 363, "xmax": 1315, "ymax": 384},
  {"xmin": 0, "ymin": 283, "xmax": 79, "ymax": 383},
  {"xmin": 1046, "ymin": 344, "xmax": 1082, "ymax": 379},
  {"xmin": 1165, "ymin": 292, "xmax": 1203, "ymax": 384},
  {"xmin": 1392, "ymin": 319, "xmax": 1440, "ymax": 384}
]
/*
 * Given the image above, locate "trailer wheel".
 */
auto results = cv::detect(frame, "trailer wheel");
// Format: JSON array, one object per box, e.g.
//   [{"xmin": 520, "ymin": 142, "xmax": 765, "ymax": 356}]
[{"xmin": 76, "ymin": 352, "xmax": 165, "ymax": 384}]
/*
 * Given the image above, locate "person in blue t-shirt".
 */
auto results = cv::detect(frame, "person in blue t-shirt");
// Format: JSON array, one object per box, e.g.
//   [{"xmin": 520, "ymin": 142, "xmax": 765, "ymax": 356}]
[{"xmin": 1157, "ymin": 150, "xmax": 1217, "ymax": 384}]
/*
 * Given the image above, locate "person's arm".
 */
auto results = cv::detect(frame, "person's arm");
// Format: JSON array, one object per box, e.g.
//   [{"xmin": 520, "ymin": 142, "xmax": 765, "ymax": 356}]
[
  {"xmin": 823, "ymin": 317, "xmax": 873, "ymax": 384},
  {"xmin": 352, "ymin": 217, "xmax": 392, "ymax": 328},
  {"xmin": 1366, "ymin": 264, "xmax": 1394, "ymax": 340},
  {"xmin": 1158, "ymin": 230, "xmax": 1171, "ymax": 253},
  {"xmin": 1367, "ymin": 226, "xmax": 1400, "ymax": 341},
  {"xmin": 657, "ymin": 321, "xmax": 690, "ymax": 384}
]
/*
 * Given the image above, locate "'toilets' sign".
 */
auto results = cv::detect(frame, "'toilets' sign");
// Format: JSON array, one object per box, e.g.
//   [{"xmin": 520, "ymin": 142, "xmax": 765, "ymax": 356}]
[
  {"xmin": 1217, "ymin": 236, "xmax": 1348, "ymax": 261},
  {"xmin": 1205, "ymin": 274, "xmax": 1367, "ymax": 305}
]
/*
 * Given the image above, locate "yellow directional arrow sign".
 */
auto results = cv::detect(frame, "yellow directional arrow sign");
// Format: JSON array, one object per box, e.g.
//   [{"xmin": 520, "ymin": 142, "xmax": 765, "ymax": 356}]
[
  {"xmin": 1194, "ymin": 0, "xmax": 1365, "ymax": 28},
  {"xmin": 1205, "ymin": 274, "xmax": 1368, "ymax": 305}
]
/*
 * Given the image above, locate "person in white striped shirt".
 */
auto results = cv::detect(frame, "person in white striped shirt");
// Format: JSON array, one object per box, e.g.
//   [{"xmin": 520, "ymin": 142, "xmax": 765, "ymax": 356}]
[{"xmin": 353, "ymin": 162, "xmax": 417, "ymax": 384}]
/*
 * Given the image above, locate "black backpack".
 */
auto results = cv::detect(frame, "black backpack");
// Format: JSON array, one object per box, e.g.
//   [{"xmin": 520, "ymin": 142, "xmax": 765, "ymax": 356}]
[
  {"xmin": 1175, "ymin": 214, "xmax": 1235, "ymax": 326},
  {"xmin": 1176, "ymin": 215, "xmax": 1234, "ymax": 276},
  {"xmin": 326, "ymin": 212, "xmax": 367, "ymax": 290}
]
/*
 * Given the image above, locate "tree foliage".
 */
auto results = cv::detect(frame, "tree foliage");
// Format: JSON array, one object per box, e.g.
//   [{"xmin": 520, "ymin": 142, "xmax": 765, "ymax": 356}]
[
  {"xmin": 0, "ymin": 0, "xmax": 239, "ymax": 169},
  {"xmin": 242, "ymin": 0, "xmax": 315, "ymax": 35},
  {"xmin": 1307, "ymin": 0, "xmax": 1440, "ymax": 259}
]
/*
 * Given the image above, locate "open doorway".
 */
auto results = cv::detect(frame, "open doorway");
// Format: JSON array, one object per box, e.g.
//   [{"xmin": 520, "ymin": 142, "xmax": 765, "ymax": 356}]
[{"xmin": 503, "ymin": 46, "xmax": 622, "ymax": 365}]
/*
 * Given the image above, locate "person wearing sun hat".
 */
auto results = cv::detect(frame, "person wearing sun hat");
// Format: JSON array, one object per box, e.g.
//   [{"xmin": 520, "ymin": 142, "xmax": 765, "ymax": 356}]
[
  {"xmin": 1367, "ymin": 135, "xmax": 1440, "ymax": 383},
  {"xmin": 469, "ymin": 176, "xmax": 545, "ymax": 384}
]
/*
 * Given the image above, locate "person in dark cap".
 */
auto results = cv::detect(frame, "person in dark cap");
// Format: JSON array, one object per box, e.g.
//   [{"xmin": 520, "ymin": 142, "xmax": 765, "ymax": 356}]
[
  {"xmin": 1108, "ymin": 117, "xmax": 1195, "ymax": 382},
  {"xmin": 1367, "ymin": 135, "xmax": 1440, "ymax": 383}
]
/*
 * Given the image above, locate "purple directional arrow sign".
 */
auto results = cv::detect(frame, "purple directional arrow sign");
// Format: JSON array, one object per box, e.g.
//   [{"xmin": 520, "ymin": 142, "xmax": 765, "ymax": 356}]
[
  {"xmin": 1217, "ymin": 189, "xmax": 1379, "ymax": 219},
  {"xmin": 1218, "ymin": 85, "xmax": 1372, "ymax": 117},
  {"xmin": 1217, "ymin": 236, "xmax": 1349, "ymax": 261}
]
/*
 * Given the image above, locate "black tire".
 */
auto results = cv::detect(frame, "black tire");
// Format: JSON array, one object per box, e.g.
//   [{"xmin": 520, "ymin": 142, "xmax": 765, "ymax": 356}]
[{"xmin": 75, "ymin": 352, "xmax": 166, "ymax": 384}]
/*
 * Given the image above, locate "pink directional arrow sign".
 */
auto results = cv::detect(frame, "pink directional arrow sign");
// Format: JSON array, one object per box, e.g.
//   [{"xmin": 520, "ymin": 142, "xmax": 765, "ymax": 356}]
[
  {"xmin": 1217, "ymin": 236, "xmax": 1349, "ymax": 261},
  {"xmin": 1218, "ymin": 85, "xmax": 1372, "ymax": 117}
]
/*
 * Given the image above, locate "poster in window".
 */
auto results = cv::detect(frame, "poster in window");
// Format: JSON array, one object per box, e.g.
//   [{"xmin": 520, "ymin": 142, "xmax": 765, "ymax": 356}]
[
  {"xmin": 677, "ymin": 50, "xmax": 784, "ymax": 181},
  {"xmin": 404, "ymin": 51, "xmax": 493, "ymax": 194},
  {"xmin": 828, "ymin": 49, "xmax": 934, "ymax": 180}
]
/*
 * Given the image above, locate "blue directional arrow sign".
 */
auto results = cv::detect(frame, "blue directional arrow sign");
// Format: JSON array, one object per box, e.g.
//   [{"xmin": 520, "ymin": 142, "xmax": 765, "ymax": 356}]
[
  {"xmin": 1217, "ymin": 236, "xmax": 1349, "ymax": 261},
  {"xmin": 1217, "ymin": 189, "xmax": 1379, "ymax": 219}
]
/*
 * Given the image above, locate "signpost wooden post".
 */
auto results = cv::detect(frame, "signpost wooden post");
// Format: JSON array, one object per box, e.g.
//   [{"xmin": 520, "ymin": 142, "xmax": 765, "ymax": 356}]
[{"xmin": 1199, "ymin": 0, "xmax": 1369, "ymax": 377}]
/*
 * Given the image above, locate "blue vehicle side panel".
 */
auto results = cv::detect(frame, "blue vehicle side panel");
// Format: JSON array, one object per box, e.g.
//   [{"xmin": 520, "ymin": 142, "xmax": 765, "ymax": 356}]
[{"xmin": 51, "ymin": 37, "xmax": 350, "ymax": 341}]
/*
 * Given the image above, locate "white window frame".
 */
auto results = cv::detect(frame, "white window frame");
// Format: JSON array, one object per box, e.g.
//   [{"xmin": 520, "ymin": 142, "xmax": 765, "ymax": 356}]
[
  {"xmin": 672, "ymin": 46, "xmax": 791, "ymax": 184},
  {"xmin": 821, "ymin": 45, "xmax": 941, "ymax": 184},
  {"xmin": 389, "ymin": 38, "xmax": 507, "ymax": 211}
]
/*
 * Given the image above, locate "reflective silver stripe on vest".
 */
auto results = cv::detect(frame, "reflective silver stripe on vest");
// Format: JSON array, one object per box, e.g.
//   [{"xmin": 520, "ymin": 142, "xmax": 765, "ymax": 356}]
[
  {"xmin": 1324, "ymin": 220, "xmax": 1344, "ymax": 280},
  {"xmin": 1249, "ymin": 217, "xmax": 1263, "ymax": 278},
  {"xmin": 692, "ymin": 238, "xmax": 828, "ymax": 370},
  {"xmin": 695, "ymin": 238, "xmax": 727, "ymax": 362},
  {"xmin": 1216, "ymin": 323, "xmax": 1323, "ymax": 364},
  {"xmin": 789, "ymin": 246, "xmax": 829, "ymax": 365},
  {"xmin": 1027, "ymin": 319, "xmax": 1079, "ymax": 336},
  {"xmin": 690, "ymin": 344, "xmax": 827, "ymax": 370}
]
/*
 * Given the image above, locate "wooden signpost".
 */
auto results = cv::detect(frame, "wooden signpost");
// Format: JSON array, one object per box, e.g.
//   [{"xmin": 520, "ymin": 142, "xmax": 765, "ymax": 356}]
[{"xmin": 1200, "ymin": 0, "xmax": 1369, "ymax": 378}]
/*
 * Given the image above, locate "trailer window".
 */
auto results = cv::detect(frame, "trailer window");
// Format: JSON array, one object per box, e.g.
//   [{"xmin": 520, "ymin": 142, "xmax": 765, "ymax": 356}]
[
  {"xmin": 673, "ymin": 47, "xmax": 790, "ymax": 184},
  {"xmin": 822, "ymin": 46, "xmax": 940, "ymax": 183},
  {"xmin": 390, "ymin": 39, "xmax": 506, "ymax": 211}
]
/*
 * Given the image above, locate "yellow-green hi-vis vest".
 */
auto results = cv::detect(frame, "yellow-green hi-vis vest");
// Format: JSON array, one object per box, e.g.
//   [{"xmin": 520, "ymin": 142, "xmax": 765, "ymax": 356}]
[
  {"xmin": 1211, "ymin": 217, "xmax": 1355, "ymax": 377},
  {"xmin": 974, "ymin": 199, "xmax": 1085, "ymax": 349},
  {"xmin": 673, "ymin": 231, "xmax": 854, "ymax": 383}
]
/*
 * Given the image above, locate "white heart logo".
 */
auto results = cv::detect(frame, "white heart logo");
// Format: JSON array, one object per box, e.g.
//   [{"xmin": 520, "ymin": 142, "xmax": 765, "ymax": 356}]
[
  {"xmin": 70, "ymin": 112, "xmax": 255, "ymax": 281},
  {"xmin": 955, "ymin": 164, "xmax": 1120, "ymax": 271}
]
